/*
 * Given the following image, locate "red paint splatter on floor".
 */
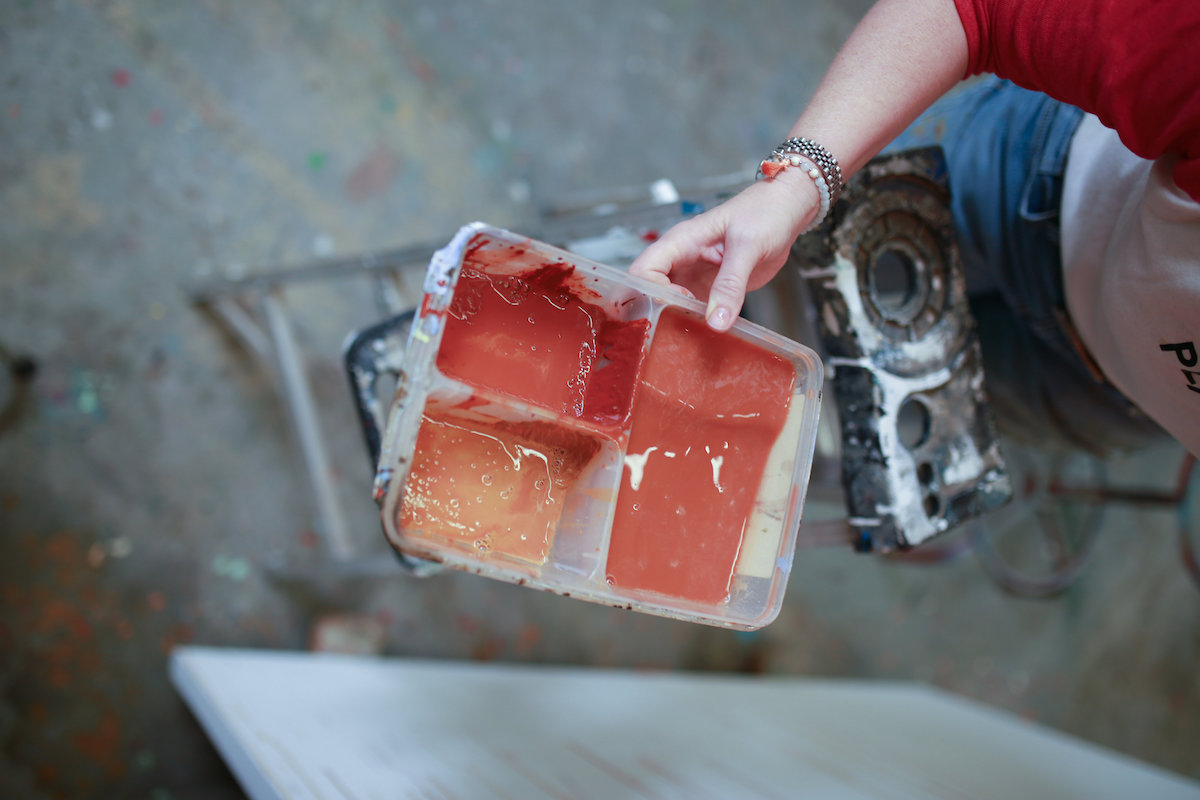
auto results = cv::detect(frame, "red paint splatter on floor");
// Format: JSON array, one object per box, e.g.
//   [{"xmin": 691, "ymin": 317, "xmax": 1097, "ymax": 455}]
[
  {"xmin": 38, "ymin": 596, "xmax": 94, "ymax": 640},
  {"xmin": 515, "ymin": 623, "xmax": 542, "ymax": 653},
  {"xmin": 344, "ymin": 142, "xmax": 400, "ymax": 203},
  {"xmin": 110, "ymin": 69, "xmax": 131, "ymax": 88},
  {"xmin": 471, "ymin": 636, "xmax": 504, "ymax": 661},
  {"xmin": 148, "ymin": 108, "xmax": 164, "ymax": 126},
  {"xmin": 3, "ymin": 528, "xmax": 220, "ymax": 794},
  {"xmin": 407, "ymin": 54, "xmax": 435, "ymax": 84},
  {"xmin": 159, "ymin": 622, "xmax": 194, "ymax": 655},
  {"xmin": 384, "ymin": 21, "xmax": 437, "ymax": 84},
  {"xmin": 71, "ymin": 708, "xmax": 126, "ymax": 780}
]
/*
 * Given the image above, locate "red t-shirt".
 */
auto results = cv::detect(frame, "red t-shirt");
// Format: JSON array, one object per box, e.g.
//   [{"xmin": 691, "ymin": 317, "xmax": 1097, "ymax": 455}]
[{"xmin": 954, "ymin": 0, "xmax": 1200, "ymax": 201}]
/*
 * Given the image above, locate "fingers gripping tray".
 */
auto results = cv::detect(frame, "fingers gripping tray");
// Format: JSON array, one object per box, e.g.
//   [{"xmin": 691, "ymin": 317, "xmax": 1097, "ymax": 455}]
[{"xmin": 375, "ymin": 223, "xmax": 824, "ymax": 629}]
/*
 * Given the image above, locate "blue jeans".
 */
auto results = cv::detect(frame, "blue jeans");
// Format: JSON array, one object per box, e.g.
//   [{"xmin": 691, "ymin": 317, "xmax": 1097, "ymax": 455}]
[{"xmin": 884, "ymin": 77, "xmax": 1163, "ymax": 452}]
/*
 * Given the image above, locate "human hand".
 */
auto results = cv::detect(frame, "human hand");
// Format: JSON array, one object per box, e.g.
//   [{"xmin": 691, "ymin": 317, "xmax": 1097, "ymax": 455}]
[{"xmin": 629, "ymin": 168, "xmax": 820, "ymax": 331}]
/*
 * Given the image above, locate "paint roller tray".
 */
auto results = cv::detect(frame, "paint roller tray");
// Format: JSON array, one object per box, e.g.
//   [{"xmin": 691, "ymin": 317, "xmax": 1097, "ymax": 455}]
[{"xmin": 375, "ymin": 223, "xmax": 824, "ymax": 630}]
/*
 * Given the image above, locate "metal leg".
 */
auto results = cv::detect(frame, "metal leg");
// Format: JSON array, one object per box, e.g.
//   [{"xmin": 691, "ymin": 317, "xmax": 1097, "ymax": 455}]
[
  {"xmin": 260, "ymin": 289, "xmax": 354, "ymax": 561},
  {"xmin": 206, "ymin": 296, "xmax": 275, "ymax": 366}
]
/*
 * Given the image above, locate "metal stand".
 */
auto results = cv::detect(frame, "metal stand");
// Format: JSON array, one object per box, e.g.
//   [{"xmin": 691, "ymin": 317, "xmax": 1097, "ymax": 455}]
[
  {"xmin": 967, "ymin": 446, "xmax": 1199, "ymax": 597},
  {"xmin": 190, "ymin": 246, "xmax": 436, "ymax": 563}
]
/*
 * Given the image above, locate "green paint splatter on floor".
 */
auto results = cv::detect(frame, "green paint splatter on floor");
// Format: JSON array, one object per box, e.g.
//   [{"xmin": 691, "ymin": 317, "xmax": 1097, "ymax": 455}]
[
  {"xmin": 212, "ymin": 554, "xmax": 252, "ymax": 581},
  {"xmin": 133, "ymin": 749, "xmax": 156, "ymax": 772}
]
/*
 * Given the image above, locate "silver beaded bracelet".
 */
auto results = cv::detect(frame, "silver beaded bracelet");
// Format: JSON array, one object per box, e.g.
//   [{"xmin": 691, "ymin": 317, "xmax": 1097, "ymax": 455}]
[{"xmin": 758, "ymin": 137, "xmax": 843, "ymax": 233}]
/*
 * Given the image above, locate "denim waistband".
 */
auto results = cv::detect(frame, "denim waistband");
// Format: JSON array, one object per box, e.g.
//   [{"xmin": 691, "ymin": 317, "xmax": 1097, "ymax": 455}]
[{"xmin": 884, "ymin": 76, "xmax": 1085, "ymax": 359}]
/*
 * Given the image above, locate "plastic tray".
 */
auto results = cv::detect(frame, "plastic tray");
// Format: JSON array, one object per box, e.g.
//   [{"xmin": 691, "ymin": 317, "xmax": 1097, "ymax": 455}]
[{"xmin": 376, "ymin": 223, "xmax": 823, "ymax": 629}]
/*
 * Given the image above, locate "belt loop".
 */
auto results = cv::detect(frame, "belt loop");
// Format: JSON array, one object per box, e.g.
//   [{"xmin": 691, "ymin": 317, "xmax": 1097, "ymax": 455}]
[{"xmin": 1053, "ymin": 307, "xmax": 1107, "ymax": 384}]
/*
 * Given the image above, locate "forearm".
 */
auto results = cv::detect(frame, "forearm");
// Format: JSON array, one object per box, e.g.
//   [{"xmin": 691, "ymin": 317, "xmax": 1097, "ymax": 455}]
[
  {"xmin": 788, "ymin": 0, "xmax": 968, "ymax": 180},
  {"xmin": 628, "ymin": 0, "xmax": 973, "ymax": 330}
]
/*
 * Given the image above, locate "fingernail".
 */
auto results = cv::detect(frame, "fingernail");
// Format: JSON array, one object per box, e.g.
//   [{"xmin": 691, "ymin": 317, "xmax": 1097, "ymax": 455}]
[{"xmin": 706, "ymin": 301, "xmax": 732, "ymax": 329}]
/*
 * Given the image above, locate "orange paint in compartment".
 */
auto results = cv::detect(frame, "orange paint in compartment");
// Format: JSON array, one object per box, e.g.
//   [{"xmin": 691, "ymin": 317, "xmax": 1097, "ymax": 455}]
[
  {"xmin": 606, "ymin": 308, "xmax": 797, "ymax": 605},
  {"xmin": 379, "ymin": 224, "xmax": 823, "ymax": 629},
  {"xmin": 399, "ymin": 404, "xmax": 607, "ymax": 567}
]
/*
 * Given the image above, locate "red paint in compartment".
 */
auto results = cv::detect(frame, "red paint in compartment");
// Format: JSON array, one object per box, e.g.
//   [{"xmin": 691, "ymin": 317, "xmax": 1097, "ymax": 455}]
[
  {"xmin": 400, "ymin": 235, "xmax": 649, "ymax": 570},
  {"xmin": 605, "ymin": 308, "xmax": 796, "ymax": 605},
  {"xmin": 435, "ymin": 239, "xmax": 649, "ymax": 431}
]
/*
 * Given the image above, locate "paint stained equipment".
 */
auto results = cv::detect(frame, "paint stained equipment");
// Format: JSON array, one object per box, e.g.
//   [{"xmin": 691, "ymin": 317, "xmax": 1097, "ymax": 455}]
[
  {"xmin": 792, "ymin": 147, "xmax": 1012, "ymax": 551},
  {"xmin": 363, "ymin": 223, "xmax": 825, "ymax": 630}
]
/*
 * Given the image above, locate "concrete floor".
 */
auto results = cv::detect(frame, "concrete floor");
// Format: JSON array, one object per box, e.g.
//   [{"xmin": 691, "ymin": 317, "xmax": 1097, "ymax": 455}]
[{"xmin": 1, "ymin": 1, "xmax": 1198, "ymax": 797}]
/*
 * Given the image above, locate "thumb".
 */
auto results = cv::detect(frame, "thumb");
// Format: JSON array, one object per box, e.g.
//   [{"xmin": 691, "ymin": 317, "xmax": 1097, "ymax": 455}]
[{"xmin": 704, "ymin": 238, "xmax": 759, "ymax": 332}]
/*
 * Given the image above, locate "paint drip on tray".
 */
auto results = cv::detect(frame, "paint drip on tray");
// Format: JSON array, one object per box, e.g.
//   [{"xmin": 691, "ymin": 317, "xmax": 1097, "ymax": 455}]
[{"xmin": 383, "ymin": 225, "xmax": 822, "ymax": 629}]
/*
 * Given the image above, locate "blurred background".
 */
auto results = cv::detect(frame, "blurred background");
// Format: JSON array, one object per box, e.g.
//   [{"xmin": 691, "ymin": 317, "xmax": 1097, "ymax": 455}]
[{"xmin": 1, "ymin": 1, "xmax": 1197, "ymax": 797}]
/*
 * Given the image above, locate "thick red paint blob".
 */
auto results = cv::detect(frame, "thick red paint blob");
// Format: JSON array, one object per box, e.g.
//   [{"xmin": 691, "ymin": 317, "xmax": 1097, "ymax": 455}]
[
  {"xmin": 605, "ymin": 308, "xmax": 795, "ymax": 605},
  {"xmin": 436, "ymin": 246, "xmax": 648, "ymax": 430}
]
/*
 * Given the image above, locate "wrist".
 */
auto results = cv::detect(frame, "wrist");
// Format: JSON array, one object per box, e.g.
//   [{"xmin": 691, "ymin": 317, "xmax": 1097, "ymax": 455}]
[
  {"xmin": 770, "ymin": 166, "xmax": 822, "ymax": 222},
  {"xmin": 757, "ymin": 136, "xmax": 843, "ymax": 233},
  {"xmin": 743, "ymin": 166, "xmax": 822, "ymax": 245}
]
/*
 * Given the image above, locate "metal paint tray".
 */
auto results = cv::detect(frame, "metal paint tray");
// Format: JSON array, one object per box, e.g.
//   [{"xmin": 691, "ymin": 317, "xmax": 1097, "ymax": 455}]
[{"xmin": 373, "ymin": 223, "xmax": 824, "ymax": 629}]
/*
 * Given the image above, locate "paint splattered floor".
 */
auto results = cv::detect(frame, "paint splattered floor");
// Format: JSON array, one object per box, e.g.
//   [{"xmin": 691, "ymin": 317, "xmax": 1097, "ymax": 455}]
[{"xmin": 1, "ymin": 2, "xmax": 1197, "ymax": 797}]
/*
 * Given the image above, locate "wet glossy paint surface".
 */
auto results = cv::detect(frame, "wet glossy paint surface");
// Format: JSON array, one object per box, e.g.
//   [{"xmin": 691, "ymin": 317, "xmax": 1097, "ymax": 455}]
[
  {"xmin": 400, "ymin": 409, "xmax": 603, "ymax": 565},
  {"xmin": 406, "ymin": 239, "xmax": 644, "ymax": 565},
  {"xmin": 436, "ymin": 241, "xmax": 648, "ymax": 430},
  {"xmin": 605, "ymin": 309, "xmax": 796, "ymax": 604}
]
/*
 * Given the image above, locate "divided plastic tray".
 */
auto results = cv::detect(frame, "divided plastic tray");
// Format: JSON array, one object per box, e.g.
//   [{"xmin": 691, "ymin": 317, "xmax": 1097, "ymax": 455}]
[{"xmin": 376, "ymin": 223, "xmax": 823, "ymax": 629}]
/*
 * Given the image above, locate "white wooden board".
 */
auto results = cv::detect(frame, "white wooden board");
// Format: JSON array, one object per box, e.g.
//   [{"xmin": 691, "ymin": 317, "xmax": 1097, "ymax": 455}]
[{"xmin": 170, "ymin": 646, "xmax": 1200, "ymax": 800}]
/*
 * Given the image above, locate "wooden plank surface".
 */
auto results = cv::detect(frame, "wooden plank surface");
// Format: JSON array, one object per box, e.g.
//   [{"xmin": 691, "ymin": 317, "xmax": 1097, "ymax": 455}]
[{"xmin": 171, "ymin": 646, "xmax": 1200, "ymax": 800}]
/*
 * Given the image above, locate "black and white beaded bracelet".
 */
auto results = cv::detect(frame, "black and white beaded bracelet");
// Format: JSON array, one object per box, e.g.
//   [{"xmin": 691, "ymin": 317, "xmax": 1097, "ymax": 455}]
[{"xmin": 758, "ymin": 137, "xmax": 843, "ymax": 232}]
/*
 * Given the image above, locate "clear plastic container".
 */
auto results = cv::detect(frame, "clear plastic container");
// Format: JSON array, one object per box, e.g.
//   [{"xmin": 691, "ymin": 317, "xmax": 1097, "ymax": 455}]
[{"xmin": 376, "ymin": 223, "xmax": 824, "ymax": 629}]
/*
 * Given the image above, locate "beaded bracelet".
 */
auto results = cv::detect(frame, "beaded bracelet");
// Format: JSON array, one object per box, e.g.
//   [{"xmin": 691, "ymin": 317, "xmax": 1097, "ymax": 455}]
[{"xmin": 758, "ymin": 137, "xmax": 843, "ymax": 233}]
